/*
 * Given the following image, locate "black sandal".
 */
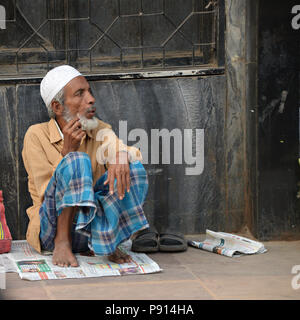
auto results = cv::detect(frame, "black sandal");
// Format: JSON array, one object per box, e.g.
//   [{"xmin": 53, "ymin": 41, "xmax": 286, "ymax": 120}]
[
  {"xmin": 159, "ymin": 232, "xmax": 187, "ymax": 252},
  {"xmin": 131, "ymin": 228, "xmax": 159, "ymax": 253}
]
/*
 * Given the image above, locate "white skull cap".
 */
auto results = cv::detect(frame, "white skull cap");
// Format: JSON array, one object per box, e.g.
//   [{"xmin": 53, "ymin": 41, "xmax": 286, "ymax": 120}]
[{"xmin": 40, "ymin": 65, "xmax": 82, "ymax": 107}]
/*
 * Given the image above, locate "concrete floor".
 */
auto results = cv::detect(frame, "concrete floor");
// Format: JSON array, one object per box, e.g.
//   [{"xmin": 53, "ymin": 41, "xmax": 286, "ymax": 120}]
[{"xmin": 1, "ymin": 235, "xmax": 300, "ymax": 300}]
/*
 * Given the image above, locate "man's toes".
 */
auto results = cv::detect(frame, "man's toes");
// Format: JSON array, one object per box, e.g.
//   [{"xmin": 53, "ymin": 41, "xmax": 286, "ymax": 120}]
[
  {"xmin": 119, "ymin": 251, "xmax": 132, "ymax": 263},
  {"xmin": 71, "ymin": 260, "xmax": 78, "ymax": 267},
  {"xmin": 119, "ymin": 257, "xmax": 126, "ymax": 264},
  {"xmin": 52, "ymin": 259, "xmax": 59, "ymax": 266},
  {"xmin": 114, "ymin": 256, "xmax": 123, "ymax": 264},
  {"xmin": 109, "ymin": 254, "xmax": 122, "ymax": 264}
]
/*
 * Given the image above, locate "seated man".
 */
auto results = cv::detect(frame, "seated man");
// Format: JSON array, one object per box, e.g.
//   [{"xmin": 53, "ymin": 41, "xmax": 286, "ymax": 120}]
[{"xmin": 22, "ymin": 65, "xmax": 149, "ymax": 267}]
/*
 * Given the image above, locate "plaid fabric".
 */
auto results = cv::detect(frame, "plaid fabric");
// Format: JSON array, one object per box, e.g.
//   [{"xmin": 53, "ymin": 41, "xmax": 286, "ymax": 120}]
[
  {"xmin": 39, "ymin": 152, "xmax": 149, "ymax": 255},
  {"xmin": 0, "ymin": 190, "xmax": 12, "ymax": 253}
]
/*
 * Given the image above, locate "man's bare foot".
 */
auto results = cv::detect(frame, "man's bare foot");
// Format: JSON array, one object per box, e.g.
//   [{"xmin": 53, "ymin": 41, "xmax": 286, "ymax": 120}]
[
  {"xmin": 52, "ymin": 241, "xmax": 78, "ymax": 267},
  {"xmin": 108, "ymin": 248, "xmax": 132, "ymax": 264}
]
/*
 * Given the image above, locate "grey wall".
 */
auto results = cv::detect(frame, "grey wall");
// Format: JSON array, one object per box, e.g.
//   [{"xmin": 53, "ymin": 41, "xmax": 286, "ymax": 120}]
[
  {"xmin": 256, "ymin": 0, "xmax": 300, "ymax": 240},
  {"xmin": 96, "ymin": 76, "xmax": 227, "ymax": 234},
  {"xmin": 0, "ymin": 75, "xmax": 228, "ymax": 239}
]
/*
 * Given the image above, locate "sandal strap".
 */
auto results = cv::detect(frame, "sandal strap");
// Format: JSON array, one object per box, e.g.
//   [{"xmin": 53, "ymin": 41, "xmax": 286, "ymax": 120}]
[
  {"xmin": 135, "ymin": 228, "xmax": 158, "ymax": 239},
  {"xmin": 159, "ymin": 232, "xmax": 185, "ymax": 239}
]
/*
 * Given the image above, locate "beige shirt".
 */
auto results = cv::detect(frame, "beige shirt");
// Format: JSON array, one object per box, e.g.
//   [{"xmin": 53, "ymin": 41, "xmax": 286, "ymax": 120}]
[{"xmin": 22, "ymin": 118, "xmax": 142, "ymax": 252}]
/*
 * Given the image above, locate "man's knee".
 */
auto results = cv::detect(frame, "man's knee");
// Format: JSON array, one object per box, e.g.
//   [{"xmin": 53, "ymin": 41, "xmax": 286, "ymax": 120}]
[
  {"xmin": 128, "ymin": 161, "xmax": 148, "ymax": 199},
  {"xmin": 63, "ymin": 151, "xmax": 91, "ymax": 164},
  {"xmin": 129, "ymin": 161, "xmax": 148, "ymax": 180},
  {"xmin": 55, "ymin": 151, "xmax": 93, "ymax": 184},
  {"xmin": 60, "ymin": 151, "xmax": 92, "ymax": 171}
]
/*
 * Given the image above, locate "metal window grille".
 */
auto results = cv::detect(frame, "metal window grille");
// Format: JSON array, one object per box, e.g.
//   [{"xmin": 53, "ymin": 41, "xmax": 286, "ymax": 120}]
[{"xmin": 0, "ymin": 0, "xmax": 223, "ymax": 77}]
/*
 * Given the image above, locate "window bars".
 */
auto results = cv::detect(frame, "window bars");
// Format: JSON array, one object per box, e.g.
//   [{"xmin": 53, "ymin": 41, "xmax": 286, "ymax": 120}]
[{"xmin": 0, "ymin": 0, "xmax": 221, "ymax": 76}]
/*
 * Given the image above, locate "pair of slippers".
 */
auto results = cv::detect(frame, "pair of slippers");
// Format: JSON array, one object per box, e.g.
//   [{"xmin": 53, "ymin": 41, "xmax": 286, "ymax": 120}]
[{"xmin": 131, "ymin": 228, "xmax": 187, "ymax": 253}]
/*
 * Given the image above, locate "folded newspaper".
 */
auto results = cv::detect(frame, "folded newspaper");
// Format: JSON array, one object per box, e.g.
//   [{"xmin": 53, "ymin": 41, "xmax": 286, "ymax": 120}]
[
  {"xmin": 0, "ymin": 240, "xmax": 162, "ymax": 281},
  {"xmin": 188, "ymin": 229, "xmax": 267, "ymax": 257}
]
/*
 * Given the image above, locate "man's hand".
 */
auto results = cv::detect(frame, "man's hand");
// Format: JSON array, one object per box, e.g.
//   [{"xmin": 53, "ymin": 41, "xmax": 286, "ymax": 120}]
[
  {"xmin": 61, "ymin": 118, "xmax": 86, "ymax": 156},
  {"xmin": 104, "ymin": 151, "xmax": 130, "ymax": 200}
]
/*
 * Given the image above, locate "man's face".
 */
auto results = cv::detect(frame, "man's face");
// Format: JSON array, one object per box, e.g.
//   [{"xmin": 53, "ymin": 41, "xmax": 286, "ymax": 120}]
[
  {"xmin": 63, "ymin": 75, "xmax": 95, "ymax": 118},
  {"xmin": 62, "ymin": 76, "xmax": 98, "ymax": 130}
]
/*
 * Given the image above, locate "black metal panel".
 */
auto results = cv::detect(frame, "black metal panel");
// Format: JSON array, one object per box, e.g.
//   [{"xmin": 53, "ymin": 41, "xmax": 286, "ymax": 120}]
[
  {"xmin": 0, "ymin": 86, "xmax": 18, "ymax": 239},
  {"xmin": 93, "ymin": 75, "xmax": 227, "ymax": 233},
  {"xmin": 0, "ymin": 74, "xmax": 226, "ymax": 238},
  {"xmin": 257, "ymin": 0, "xmax": 300, "ymax": 239},
  {"xmin": 16, "ymin": 84, "xmax": 49, "ymax": 238}
]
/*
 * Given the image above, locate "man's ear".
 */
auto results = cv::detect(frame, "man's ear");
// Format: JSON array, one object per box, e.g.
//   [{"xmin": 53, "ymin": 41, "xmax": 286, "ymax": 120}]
[{"xmin": 51, "ymin": 100, "xmax": 64, "ymax": 117}]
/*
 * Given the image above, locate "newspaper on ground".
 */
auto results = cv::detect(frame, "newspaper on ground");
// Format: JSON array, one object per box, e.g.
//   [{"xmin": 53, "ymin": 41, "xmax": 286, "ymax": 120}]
[
  {"xmin": 0, "ymin": 240, "xmax": 162, "ymax": 281},
  {"xmin": 0, "ymin": 253, "xmax": 17, "ymax": 272},
  {"xmin": 188, "ymin": 229, "xmax": 267, "ymax": 257}
]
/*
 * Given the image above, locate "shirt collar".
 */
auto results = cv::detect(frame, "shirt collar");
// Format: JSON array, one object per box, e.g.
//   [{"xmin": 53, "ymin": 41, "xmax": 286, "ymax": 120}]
[
  {"xmin": 49, "ymin": 118, "xmax": 63, "ymax": 144},
  {"xmin": 54, "ymin": 119, "xmax": 64, "ymax": 139}
]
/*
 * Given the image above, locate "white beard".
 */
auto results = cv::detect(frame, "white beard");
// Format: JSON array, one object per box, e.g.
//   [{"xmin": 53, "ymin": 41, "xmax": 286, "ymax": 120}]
[
  {"xmin": 77, "ymin": 114, "xmax": 98, "ymax": 131},
  {"xmin": 63, "ymin": 107, "xmax": 98, "ymax": 131}
]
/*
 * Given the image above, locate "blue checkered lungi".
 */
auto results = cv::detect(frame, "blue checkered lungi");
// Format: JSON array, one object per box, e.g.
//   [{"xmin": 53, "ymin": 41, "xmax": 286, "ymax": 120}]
[{"xmin": 39, "ymin": 152, "xmax": 149, "ymax": 255}]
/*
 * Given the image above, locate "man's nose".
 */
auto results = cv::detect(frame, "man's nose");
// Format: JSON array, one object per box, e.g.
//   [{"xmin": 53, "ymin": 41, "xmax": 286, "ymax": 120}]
[{"xmin": 86, "ymin": 91, "xmax": 95, "ymax": 105}]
